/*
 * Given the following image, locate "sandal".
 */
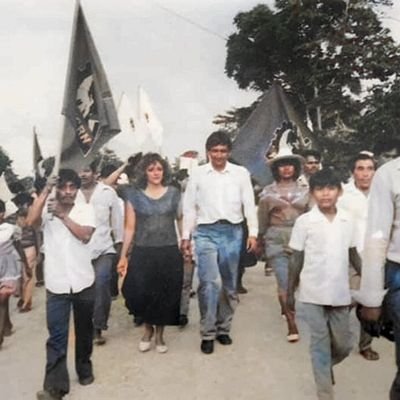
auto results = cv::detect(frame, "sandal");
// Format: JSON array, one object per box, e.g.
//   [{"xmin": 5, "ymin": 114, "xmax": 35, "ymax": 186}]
[{"xmin": 360, "ymin": 348, "xmax": 379, "ymax": 361}]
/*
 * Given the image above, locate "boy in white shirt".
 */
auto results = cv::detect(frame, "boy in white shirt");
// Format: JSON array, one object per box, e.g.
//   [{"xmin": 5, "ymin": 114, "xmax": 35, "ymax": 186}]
[{"xmin": 287, "ymin": 168, "xmax": 361, "ymax": 400}]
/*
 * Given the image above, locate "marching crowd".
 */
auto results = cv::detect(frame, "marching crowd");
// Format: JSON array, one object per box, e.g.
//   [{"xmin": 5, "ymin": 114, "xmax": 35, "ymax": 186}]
[{"xmin": 0, "ymin": 131, "xmax": 400, "ymax": 400}]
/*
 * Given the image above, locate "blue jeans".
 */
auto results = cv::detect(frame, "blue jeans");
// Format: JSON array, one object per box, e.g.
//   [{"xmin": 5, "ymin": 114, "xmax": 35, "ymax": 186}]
[
  {"xmin": 301, "ymin": 303, "xmax": 352, "ymax": 400},
  {"xmin": 384, "ymin": 260, "xmax": 400, "ymax": 400},
  {"xmin": 194, "ymin": 223, "xmax": 243, "ymax": 340},
  {"xmin": 43, "ymin": 285, "xmax": 95, "ymax": 397},
  {"xmin": 93, "ymin": 254, "xmax": 115, "ymax": 331}
]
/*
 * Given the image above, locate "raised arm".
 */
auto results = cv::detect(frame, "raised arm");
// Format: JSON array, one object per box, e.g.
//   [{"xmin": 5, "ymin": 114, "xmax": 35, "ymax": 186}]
[{"xmin": 25, "ymin": 186, "xmax": 52, "ymax": 228}]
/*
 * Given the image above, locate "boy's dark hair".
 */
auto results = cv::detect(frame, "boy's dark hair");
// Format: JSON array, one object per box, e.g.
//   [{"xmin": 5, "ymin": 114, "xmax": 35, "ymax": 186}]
[
  {"xmin": 57, "ymin": 169, "xmax": 81, "ymax": 189},
  {"xmin": 309, "ymin": 168, "xmax": 342, "ymax": 191},
  {"xmin": 271, "ymin": 158, "xmax": 302, "ymax": 182},
  {"xmin": 0, "ymin": 199, "xmax": 5, "ymax": 213},
  {"xmin": 205, "ymin": 131, "xmax": 232, "ymax": 151},
  {"xmin": 350, "ymin": 153, "xmax": 377, "ymax": 172},
  {"xmin": 302, "ymin": 149, "xmax": 321, "ymax": 161},
  {"xmin": 135, "ymin": 153, "xmax": 171, "ymax": 189}
]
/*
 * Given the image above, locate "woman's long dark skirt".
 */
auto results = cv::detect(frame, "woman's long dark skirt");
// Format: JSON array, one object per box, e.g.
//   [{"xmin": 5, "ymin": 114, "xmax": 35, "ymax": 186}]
[{"xmin": 122, "ymin": 245, "xmax": 183, "ymax": 326}]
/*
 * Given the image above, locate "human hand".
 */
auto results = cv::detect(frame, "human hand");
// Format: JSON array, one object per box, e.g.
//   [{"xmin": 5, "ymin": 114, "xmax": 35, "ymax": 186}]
[
  {"xmin": 246, "ymin": 236, "xmax": 258, "ymax": 253},
  {"xmin": 117, "ymin": 256, "xmax": 128, "ymax": 278},
  {"xmin": 180, "ymin": 239, "xmax": 192, "ymax": 258}
]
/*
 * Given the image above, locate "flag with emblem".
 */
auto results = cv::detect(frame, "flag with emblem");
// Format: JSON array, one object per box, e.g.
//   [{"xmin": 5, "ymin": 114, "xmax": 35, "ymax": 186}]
[
  {"xmin": 231, "ymin": 83, "xmax": 316, "ymax": 187},
  {"xmin": 59, "ymin": 1, "xmax": 120, "ymax": 170}
]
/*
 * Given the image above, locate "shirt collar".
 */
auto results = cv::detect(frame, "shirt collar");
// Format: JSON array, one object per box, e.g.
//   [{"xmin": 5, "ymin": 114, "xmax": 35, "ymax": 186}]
[
  {"xmin": 206, "ymin": 161, "xmax": 233, "ymax": 174},
  {"xmin": 309, "ymin": 204, "xmax": 351, "ymax": 223}
]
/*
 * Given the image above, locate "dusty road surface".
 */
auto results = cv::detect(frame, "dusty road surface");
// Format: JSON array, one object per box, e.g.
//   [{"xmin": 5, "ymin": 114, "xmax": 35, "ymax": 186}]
[{"xmin": 0, "ymin": 263, "xmax": 395, "ymax": 400}]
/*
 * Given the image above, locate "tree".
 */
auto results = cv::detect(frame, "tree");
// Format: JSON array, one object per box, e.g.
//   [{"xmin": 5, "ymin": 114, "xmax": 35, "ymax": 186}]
[
  {"xmin": 0, "ymin": 147, "xmax": 12, "ymax": 176},
  {"xmin": 223, "ymin": 0, "xmax": 400, "ymax": 170}
]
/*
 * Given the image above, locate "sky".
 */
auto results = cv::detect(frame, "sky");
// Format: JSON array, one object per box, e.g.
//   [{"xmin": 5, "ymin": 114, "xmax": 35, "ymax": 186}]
[{"xmin": 1, "ymin": 0, "xmax": 400, "ymax": 176}]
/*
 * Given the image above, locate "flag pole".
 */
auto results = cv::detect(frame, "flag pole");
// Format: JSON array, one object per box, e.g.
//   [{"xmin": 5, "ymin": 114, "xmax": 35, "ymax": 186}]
[{"xmin": 53, "ymin": 0, "xmax": 81, "ymax": 177}]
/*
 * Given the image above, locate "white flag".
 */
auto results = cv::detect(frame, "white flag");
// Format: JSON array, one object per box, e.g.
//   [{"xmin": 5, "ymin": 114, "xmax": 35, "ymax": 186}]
[
  {"xmin": 106, "ymin": 92, "xmax": 144, "ymax": 159},
  {"xmin": 138, "ymin": 87, "xmax": 163, "ymax": 150}
]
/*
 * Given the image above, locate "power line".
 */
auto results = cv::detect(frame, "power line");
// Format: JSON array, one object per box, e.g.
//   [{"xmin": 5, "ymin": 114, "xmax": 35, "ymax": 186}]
[{"xmin": 151, "ymin": 2, "xmax": 228, "ymax": 42}]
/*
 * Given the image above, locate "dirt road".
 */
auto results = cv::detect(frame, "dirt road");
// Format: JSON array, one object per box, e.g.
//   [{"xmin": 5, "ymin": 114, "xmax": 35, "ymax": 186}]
[{"xmin": 0, "ymin": 264, "xmax": 394, "ymax": 399}]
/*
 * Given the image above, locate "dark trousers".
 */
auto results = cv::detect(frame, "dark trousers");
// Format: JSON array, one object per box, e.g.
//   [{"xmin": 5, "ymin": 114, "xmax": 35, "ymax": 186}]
[
  {"xmin": 385, "ymin": 260, "xmax": 400, "ymax": 400},
  {"xmin": 43, "ymin": 285, "xmax": 95, "ymax": 397},
  {"xmin": 93, "ymin": 254, "xmax": 115, "ymax": 331}
]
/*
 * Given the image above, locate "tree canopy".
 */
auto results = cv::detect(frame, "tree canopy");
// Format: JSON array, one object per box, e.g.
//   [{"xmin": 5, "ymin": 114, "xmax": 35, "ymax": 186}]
[{"xmin": 222, "ymin": 0, "xmax": 400, "ymax": 171}]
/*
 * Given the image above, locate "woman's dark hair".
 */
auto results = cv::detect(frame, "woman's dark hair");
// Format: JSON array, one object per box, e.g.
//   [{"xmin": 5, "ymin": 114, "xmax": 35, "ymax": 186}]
[
  {"xmin": 57, "ymin": 169, "xmax": 81, "ymax": 189},
  {"xmin": 135, "ymin": 153, "xmax": 171, "ymax": 189},
  {"xmin": 0, "ymin": 199, "xmax": 5, "ymax": 213},
  {"xmin": 271, "ymin": 158, "xmax": 302, "ymax": 182},
  {"xmin": 205, "ymin": 130, "xmax": 232, "ymax": 151},
  {"xmin": 309, "ymin": 168, "xmax": 342, "ymax": 191}
]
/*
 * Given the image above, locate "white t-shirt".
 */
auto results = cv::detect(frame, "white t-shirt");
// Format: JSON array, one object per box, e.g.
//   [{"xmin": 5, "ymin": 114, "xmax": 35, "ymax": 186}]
[
  {"xmin": 289, "ymin": 206, "xmax": 356, "ymax": 306},
  {"xmin": 42, "ymin": 202, "xmax": 96, "ymax": 294}
]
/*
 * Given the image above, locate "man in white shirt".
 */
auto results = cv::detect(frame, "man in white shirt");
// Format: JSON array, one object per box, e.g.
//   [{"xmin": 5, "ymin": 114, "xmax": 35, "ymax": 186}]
[
  {"xmin": 78, "ymin": 162, "xmax": 123, "ymax": 345},
  {"xmin": 181, "ymin": 131, "xmax": 258, "ymax": 354},
  {"xmin": 27, "ymin": 169, "xmax": 96, "ymax": 400},
  {"xmin": 355, "ymin": 151, "xmax": 400, "ymax": 399},
  {"xmin": 338, "ymin": 152, "xmax": 378, "ymax": 361}
]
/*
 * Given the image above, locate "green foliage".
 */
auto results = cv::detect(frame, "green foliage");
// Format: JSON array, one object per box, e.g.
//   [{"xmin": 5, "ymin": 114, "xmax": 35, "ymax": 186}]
[
  {"xmin": 222, "ymin": 0, "xmax": 400, "ymax": 171},
  {"xmin": 0, "ymin": 147, "xmax": 12, "ymax": 176}
]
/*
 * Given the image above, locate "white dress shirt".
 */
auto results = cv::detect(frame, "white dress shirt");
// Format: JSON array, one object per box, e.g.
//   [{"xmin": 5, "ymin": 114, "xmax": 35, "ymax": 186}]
[
  {"xmin": 289, "ymin": 206, "xmax": 356, "ymax": 306},
  {"xmin": 353, "ymin": 157, "xmax": 400, "ymax": 307},
  {"xmin": 42, "ymin": 202, "xmax": 96, "ymax": 294},
  {"xmin": 182, "ymin": 162, "xmax": 258, "ymax": 239},
  {"xmin": 76, "ymin": 182, "xmax": 124, "ymax": 259},
  {"xmin": 338, "ymin": 180, "xmax": 369, "ymax": 253}
]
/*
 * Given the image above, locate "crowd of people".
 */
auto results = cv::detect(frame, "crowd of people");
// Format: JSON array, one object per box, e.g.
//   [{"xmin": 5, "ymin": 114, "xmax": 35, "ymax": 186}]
[{"xmin": 0, "ymin": 132, "xmax": 400, "ymax": 400}]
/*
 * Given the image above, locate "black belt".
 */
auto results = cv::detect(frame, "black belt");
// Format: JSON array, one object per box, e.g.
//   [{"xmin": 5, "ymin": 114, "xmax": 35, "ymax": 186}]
[{"xmin": 200, "ymin": 219, "xmax": 241, "ymax": 226}]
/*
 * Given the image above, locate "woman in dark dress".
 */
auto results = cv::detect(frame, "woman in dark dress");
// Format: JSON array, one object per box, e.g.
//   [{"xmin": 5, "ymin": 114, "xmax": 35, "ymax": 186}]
[{"xmin": 117, "ymin": 153, "xmax": 183, "ymax": 353}]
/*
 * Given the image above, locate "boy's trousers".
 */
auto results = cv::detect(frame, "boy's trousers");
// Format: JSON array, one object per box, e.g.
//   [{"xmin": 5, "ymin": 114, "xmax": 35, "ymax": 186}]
[{"xmin": 302, "ymin": 302, "xmax": 353, "ymax": 400}]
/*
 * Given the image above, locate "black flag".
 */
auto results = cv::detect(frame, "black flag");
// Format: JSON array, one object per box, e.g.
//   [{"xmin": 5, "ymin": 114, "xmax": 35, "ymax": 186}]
[
  {"xmin": 231, "ymin": 83, "xmax": 315, "ymax": 187},
  {"xmin": 59, "ymin": 2, "xmax": 120, "ymax": 170}
]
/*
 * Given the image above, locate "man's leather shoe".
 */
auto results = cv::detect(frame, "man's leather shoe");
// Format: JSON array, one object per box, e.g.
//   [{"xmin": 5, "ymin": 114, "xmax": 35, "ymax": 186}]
[
  {"xmin": 200, "ymin": 340, "xmax": 214, "ymax": 354},
  {"xmin": 79, "ymin": 374, "xmax": 94, "ymax": 386},
  {"xmin": 216, "ymin": 334, "xmax": 233, "ymax": 345}
]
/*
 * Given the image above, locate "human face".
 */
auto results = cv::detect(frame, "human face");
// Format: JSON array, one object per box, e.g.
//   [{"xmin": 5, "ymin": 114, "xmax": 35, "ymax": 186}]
[
  {"xmin": 277, "ymin": 163, "xmax": 295, "ymax": 181},
  {"xmin": 56, "ymin": 182, "xmax": 79, "ymax": 205},
  {"xmin": 312, "ymin": 185, "xmax": 342, "ymax": 213},
  {"xmin": 353, "ymin": 159, "xmax": 375, "ymax": 192},
  {"xmin": 79, "ymin": 167, "xmax": 96, "ymax": 187},
  {"xmin": 146, "ymin": 162, "xmax": 164, "ymax": 186},
  {"xmin": 207, "ymin": 145, "xmax": 230, "ymax": 171},
  {"xmin": 304, "ymin": 156, "xmax": 320, "ymax": 176}
]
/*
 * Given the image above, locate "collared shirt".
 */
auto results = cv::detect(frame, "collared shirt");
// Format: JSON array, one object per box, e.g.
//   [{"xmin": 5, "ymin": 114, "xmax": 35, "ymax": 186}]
[
  {"xmin": 338, "ymin": 180, "xmax": 369, "ymax": 253},
  {"xmin": 42, "ymin": 202, "xmax": 96, "ymax": 294},
  {"xmin": 289, "ymin": 206, "xmax": 356, "ymax": 306},
  {"xmin": 76, "ymin": 182, "xmax": 124, "ymax": 260},
  {"xmin": 182, "ymin": 161, "xmax": 258, "ymax": 239},
  {"xmin": 353, "ymin": 157, "xmax": 400, "ymax": 307}
]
